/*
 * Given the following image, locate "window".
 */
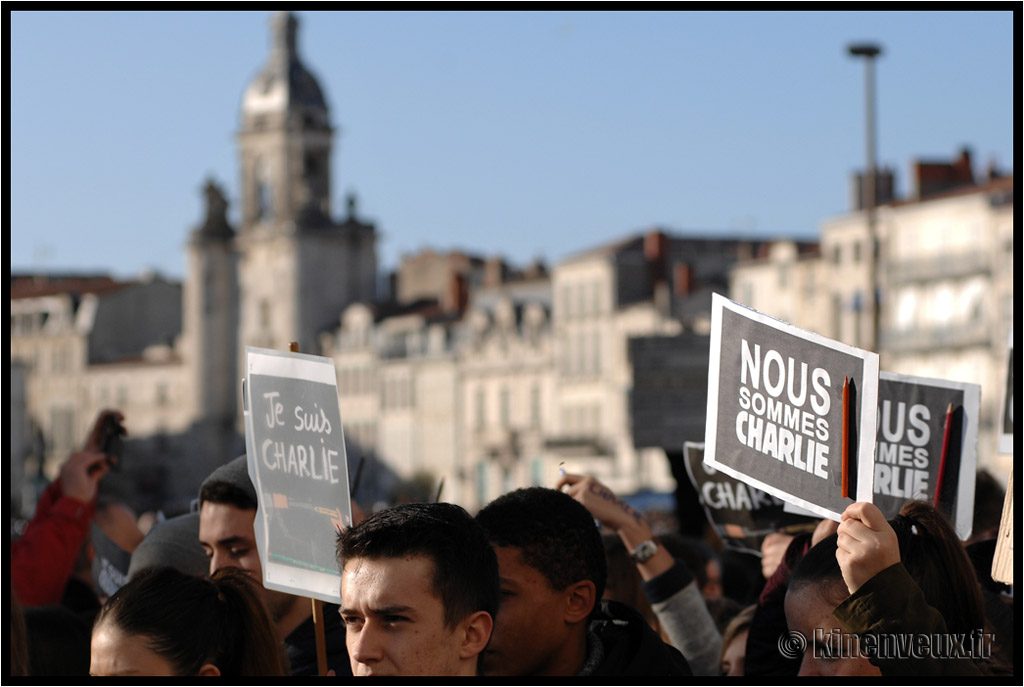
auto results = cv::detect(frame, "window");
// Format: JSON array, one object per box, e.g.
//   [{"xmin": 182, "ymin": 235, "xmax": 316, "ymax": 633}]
[
  {"xmin": 256, "ymin": 160, "xmax": 274, "ymax": 221},
  {"xmin": 476, "ymin": 388, "xmax": 486, "ymax": 430},
  {"xmin": 476, "ymin": 462, "xmax": 489, "ymax": 505},
  {"xmin": 259, "ymin": 300, "xmax": 271, "ymax": 330},
  {"xmin": 156, "ymin": 383, "xmax": 169, "ymax": 407},
  {"xmin": 530, "ymin": 385, "xmax": 541, "ymax": 428},
  {"xmin": 500, "ymin": 387, "xmax": 510, "ymax": 428}
]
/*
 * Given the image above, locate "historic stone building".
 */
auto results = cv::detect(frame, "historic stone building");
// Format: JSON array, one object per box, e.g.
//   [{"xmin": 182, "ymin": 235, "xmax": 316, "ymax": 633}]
[
  {"xmin": 15, "ymin": 13, "xmax": 1009, "ymax": 521},
  {"xmin": 11, "ymin": 12, "xmax": 379, "ymax": 513},
  {"xmin": 730, "ymin": 149, "xmax": 1014, "ymax": 481}
]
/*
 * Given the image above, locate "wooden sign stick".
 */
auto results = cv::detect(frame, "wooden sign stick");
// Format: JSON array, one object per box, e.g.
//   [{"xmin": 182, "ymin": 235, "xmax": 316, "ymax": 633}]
[{"xmin": 288, "ymin": 342, "xmax": 329, "ymax": 677}]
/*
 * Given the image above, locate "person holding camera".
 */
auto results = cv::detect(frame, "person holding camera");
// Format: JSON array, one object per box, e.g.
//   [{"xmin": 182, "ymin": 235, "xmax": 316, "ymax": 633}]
[{"xmin": 12, "ymin": 410, "xmax": 125, "ymax": 607}]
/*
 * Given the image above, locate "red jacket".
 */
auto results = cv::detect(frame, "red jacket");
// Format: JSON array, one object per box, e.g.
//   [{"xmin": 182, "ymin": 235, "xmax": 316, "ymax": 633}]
[{"xmin": 11, "ymin": 480, "xmax": 94, "ymax": 607}]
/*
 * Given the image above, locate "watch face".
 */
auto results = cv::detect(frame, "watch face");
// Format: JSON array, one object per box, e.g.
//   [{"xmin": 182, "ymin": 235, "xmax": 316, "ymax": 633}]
[{"xmin": 632, "ymin": 540, "xmax": 657, "ymax": 564}]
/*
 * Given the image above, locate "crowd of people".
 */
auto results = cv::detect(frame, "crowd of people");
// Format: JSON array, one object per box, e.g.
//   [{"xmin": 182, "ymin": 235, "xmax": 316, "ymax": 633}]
[{"xmin": 9, "ymin": 409, "xmax": 1016, "ymax": 677}]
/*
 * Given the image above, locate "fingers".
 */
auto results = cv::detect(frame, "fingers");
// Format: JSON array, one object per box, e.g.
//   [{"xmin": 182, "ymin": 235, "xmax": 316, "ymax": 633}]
[
  {"xmin": 840, "ymin": 501, "xmax": 888, "ymax": 530},
  {"xmin": 555, "ymin": 471, "xmax": 584, "ymax": 492},
  {"xmin": 835, "ymin": 503, "xmax": 901, "ymax": 595},
  {"xmin": 60, "ymin": 450, "xmax": 110, "ymax": 503},
  {"xmin": 68, "ymin": 449, "xmax": 111, "ymax": 474},
  {"xmin": 811, "ymin": 518, "xmax": 839, "ymax": 546},
  {"xmin": 86, "ymin": 409, "xmax": 126, "ymax": 451}
]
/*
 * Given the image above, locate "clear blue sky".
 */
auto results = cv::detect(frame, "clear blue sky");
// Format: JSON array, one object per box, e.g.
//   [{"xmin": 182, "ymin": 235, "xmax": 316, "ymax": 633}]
[{"xmin": 10, "ymin": 9, "xmax": 1014, "ymax": 280}]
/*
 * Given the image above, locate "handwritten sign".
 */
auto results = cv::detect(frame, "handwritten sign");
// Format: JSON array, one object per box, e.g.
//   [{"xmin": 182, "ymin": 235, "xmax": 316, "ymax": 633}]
[
  {"xmin": 243, "ymin": 346, "xmax": 351, "ymax": 603},
  {"xmin": 704, "ymin": 294, "xmax": 878, "ymax": 521},
  {"xmin": 991, "ymin": 467, "xmax": 1013, "ymax": 585},
  {"xmin": 683, "ymin": 442, "xmax": 816, "ymax": 555},
  {"xmin": 874, "ymin": 372, "xmax": 979, "ymax": 539}
]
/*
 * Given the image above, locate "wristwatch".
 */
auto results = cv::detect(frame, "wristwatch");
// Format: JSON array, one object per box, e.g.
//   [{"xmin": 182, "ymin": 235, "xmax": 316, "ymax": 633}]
[{"xmin": 630, "ymin": 539, "xmax": 658, "ymax": 564}]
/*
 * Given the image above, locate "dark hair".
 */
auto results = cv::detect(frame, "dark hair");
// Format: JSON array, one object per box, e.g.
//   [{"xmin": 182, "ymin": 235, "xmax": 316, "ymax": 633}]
[
  {"xmin": 475, "ymin": 487, "xmax": 607, "ymax": 601},
  {"xmin": 25, "ymin": 604, "xmax": 93, "ymax": 676},
  {"xmin": 602, "ymin": 533, "xmax": 658, "ymax": 632},
  {"xmin": 94, "ymin": 566, "xmax": 286, "ymax": 676},
  {"xmin": 198, "ymin": 481, "xmax": 257, "ymax": 511},
  {"xmin": 789, "ymin": 500, "xmax": 985, "ymax": 637},
  {"xmin": 336, "ymin": 502, "xmax": 499, "ymax": 630},
  {"xmin": 971, "ymin": 469, "xmax": 1005, "ymax": 541},
  {"xmin": 11, "ymin": 588, "xmax": 30, "ymax": 677},
  {"xmin": 659, "ymin": 533, "xmax": 716, "ymax": 590}
]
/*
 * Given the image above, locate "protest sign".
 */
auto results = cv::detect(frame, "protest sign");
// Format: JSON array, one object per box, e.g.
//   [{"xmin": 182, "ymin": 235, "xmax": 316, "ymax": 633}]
[
  {"xmin": 683, "ymin": 442, "xmax": 817, "ymax": 555},
  {"xmin": 874, "ymin": 372, "xmax": 979, "ymax": 539},
  {"xmin": 998, "ymin": 333, "xmax": 1013, "ymax": 455},
  {"xmin": 991, "ymin": 467, "xmax": 1013, "ymax": 585},
  {"xmin": 704, "ymin": 294, "xmax": 878, "ymax": 521},
  {"xmin": 243, "ymin": 346, "xmax": 351, "ymax": 603},
  {"xmin": 91, "ymin": 522, "xmax": 133, "ymax": 598}
]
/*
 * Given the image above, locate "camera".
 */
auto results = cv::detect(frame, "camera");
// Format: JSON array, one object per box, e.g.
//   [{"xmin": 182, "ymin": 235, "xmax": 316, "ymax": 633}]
[{"xmin": 98, "ymin": 414, "xmax": 125, "ymax": 471}]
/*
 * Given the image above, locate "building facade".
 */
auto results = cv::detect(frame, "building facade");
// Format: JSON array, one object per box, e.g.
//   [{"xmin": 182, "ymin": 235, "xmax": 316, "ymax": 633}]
[{"xmin": 730, "ymin": 149, "xmax": 1014, "ymax": 480}]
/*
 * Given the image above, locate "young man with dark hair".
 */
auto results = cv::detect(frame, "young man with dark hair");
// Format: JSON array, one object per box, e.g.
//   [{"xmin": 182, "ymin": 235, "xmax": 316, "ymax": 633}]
[
  {"xmin": 336, "ymin": 502, "xmax": 498, "ymax": 676},
  {"xmin": 197, "ymin": 454, "xmax": 348, "ymax": 676},
  {"xmin": 475, "ymin": 486, "xmax": 692, "ymax": 677}
]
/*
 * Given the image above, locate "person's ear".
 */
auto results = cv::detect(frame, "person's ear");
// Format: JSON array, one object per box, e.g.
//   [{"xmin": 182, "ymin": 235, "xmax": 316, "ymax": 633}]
[
  {"xmin": 197, "ymin": 663, "xmax": 221, "ymax": 676},
  {"xmin": 564, "ymin": 580, "xmax": 597, "ymax": 624},
  {"xmin": 458, "ymin": 610, "xmax": 494, "ymax": 660}
]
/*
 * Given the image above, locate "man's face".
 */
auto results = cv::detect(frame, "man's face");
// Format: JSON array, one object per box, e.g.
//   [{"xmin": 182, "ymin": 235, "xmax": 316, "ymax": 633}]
[
  {"xmin": 480, "ymin": 546, "xmax": 574, "ymax": 677},
  {"xmin": 198, "ymin": 502, "xmax": 262, "ymax": 577},
  {"xmin": 340, "ymin": 555, "xmax": 469, "ymax": 676},
  {"xmin": 198, "ymin": 501, "xmax": 293, "ymax": 623}
]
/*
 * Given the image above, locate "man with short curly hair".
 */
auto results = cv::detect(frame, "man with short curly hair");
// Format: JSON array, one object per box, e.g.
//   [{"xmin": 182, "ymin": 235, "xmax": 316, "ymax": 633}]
[{"xmin": 475, "ymin": 487, "xmax": 692, "ymax": 676}]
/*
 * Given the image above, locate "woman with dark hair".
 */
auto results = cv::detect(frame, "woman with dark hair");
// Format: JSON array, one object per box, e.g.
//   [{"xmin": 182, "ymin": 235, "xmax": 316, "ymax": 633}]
[
  {"xmin": 90, "ymin": 566, "xmax": 287, "ymax": 676},
  {"xmin": 785, "ymin": 500, "xmax": 994, "ymax": 677}
]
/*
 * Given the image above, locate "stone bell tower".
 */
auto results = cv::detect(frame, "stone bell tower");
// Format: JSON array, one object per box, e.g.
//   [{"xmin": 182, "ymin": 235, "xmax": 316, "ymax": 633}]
[{"xmin": 235, "ymin": 11, "xmax": 377, "ymax": 355}]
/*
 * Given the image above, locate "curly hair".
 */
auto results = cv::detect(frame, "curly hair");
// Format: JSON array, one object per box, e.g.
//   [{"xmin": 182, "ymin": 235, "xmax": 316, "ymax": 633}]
[{"xmin": 475, "ymin": 487, "xmax": 606, "ymax": 601}]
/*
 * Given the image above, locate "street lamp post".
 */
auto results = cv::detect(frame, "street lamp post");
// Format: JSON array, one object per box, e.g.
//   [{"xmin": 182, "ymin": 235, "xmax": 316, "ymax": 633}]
[{"xmin": 848, "ymin": 42, "xmax": 883, "ymax": 353}]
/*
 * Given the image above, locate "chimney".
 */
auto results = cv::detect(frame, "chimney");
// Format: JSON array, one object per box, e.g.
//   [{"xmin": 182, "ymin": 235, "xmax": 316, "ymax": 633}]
[
  {"xmin": 449, "ymin": 272, "xmax": 469, "ymax": 315},
  {"xmin": 644, "ymin": 230, "xmax": 668, "ymax": 287},
  {"xmin": 952, "ymin": 147, "xmax": 974, "ymax": 185},
  {"xmin": 483, "ymin": 257, "xmax": 506, "ymax": 288},
  {"xmin": 850, "ymin": 168, "xmax": 896, "ymax": 210},
  {"xmin": 913, "ymin": 146, "xmax": 975, "ymax": 199},
  {"xmin": 674, "ymin": 262, "xmax": 693, "ymax": 298}
]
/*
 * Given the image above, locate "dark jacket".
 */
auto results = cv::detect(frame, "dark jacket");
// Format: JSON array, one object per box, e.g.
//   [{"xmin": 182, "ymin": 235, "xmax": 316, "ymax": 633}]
[
  {"xmin": 284, "ymin": 602, "xmax": 352, "ymax": 676},
  {"xmin": 582, "ymin": 599, "xmax": 693, "ymax": 676},
  {"xmin": 833, "ymin": 563, "xmax": 985, "ymax": 677},
  {"xmin": 744, "ymin": 532, "xmax": 812, "ymax": 676}
]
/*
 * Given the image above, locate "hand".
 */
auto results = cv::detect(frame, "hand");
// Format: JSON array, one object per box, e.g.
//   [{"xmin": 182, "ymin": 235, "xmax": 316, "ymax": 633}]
[
  {"xmin": 812, "ymin": 518, "xmax": 839, "ymax": 547},
  {"xmin": 555, "ymin": 472, "xmax": 645, "ymax": 534},
  {"xmin": 760, "ymin": 532, "xmax": 793, "ymax": 579},
  {"xmin": 84, "ymin": 409, "xmax": 126, "ymax": 456},
  {"xmin": 556, "ymin": 472, "xmax": 673, "ymax": 580},
  {"xmin": 58, "ymin": 450, "xmax": 111, "ymax": 504},
  {"xmin": 836, "ymin": 502, "xmax": 900, "ymax": 595}
]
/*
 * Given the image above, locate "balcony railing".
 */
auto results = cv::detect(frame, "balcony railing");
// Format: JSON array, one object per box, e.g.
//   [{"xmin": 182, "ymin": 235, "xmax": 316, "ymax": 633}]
[
  {"xmin": 881, "ymin": 322, "xmax": 991, "ymax": 353},
  {"xmin": 885, "ymin": 251, "xmax": 990, "ymax": 285}
]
